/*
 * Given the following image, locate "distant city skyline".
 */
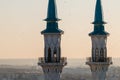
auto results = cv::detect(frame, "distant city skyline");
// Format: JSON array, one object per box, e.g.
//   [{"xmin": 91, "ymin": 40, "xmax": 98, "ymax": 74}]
[{"xmin": 0, "ymin": 0, "xmax": 120, "ymax": 59}]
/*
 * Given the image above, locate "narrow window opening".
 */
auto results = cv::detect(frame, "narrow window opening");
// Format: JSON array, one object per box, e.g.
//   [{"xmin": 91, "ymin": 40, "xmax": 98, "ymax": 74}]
[
  {"xmin": 95, "ymin": 48, "xmax": 99, "ymax": 62},
  {"xmin": 48, "ymin": 47, "xmax": 52, "ymax": 62},
  {"xmin": 53, "ymin": 47, "xmax": 57, "ymax": 62},
  {"xmin": 100, "ymin": 48, "xmax": 104, "ymax": 62}
]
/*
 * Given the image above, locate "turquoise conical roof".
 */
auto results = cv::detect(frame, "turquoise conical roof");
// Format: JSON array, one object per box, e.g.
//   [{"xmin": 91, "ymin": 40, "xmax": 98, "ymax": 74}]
[
  {"xmin": 41, "ymin": 0, "xmax": 63, "ymax": 34},
  {"xmin": 89, "ymin": 0, "xmax": 109, "ymax": 36}
]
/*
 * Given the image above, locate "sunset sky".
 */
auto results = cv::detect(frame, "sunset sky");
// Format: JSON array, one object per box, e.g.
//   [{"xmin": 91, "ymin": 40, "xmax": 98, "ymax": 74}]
[{"xmin": 0, "ymin": 0, "xmax": 120, "ymax": 59}]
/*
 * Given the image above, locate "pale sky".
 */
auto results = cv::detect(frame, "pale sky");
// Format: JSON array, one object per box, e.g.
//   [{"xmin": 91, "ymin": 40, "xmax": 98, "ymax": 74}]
[{"xmin": 0, "ymin": 0, "xmax": 120, "ymax": 59}]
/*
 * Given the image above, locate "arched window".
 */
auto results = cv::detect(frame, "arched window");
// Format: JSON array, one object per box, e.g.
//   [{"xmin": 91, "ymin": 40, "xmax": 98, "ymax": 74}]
[
  {"xmin": 100, "ymin": 48, "xmax": 104, "ymax": 62},
  {"xmin": 104, "ymin": 48, "xmax": 107, "ymax": 58},
  {"xmin": 104, "ymin": 48, "xmax": 107, "ymax": 61},
  {"xmin": 53, "ymin": 47, "xmax": 57, "ymax": 62},
  {"xmin": 92, "ymin": 48, "xmax": 95, "ymax": 62},
  {"xmin": 95, "ymin": 48, "xmax": 99, "ymax": 62},
  {"xmin": 53, "ymin": 47, "xmax": 57, "ymax": 55},
  {"xmin": 95, "ymin": 48, "xmax": 99, "ymax": 55},
  {"xmin": 100, "ymin": 48, "xmax": 104, "ymax": 55},
  {"xmin": 48, "ymin": 47, "xmax": 51, "ymax": 62}
]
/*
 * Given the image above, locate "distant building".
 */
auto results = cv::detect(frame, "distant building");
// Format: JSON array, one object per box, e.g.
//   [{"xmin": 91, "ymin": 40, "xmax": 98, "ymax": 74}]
[
  {"xmin": 86, "ymin": 0, "xmax": 112, "ymax": 80},
  {"xmin": 38, "ymin": 0, "xmax": 67, "ymax": 80}
]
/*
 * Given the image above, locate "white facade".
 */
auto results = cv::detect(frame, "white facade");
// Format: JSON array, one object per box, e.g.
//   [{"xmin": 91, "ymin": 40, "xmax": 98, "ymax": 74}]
[
  {"xmin": 44, "ymin": 34, "xmax": 61, "ymax": 62},
  {"xmin": 86, "ymin": 34, "xmax": 112, "ymax": 80},
  {"xmin": 38, "ymin": 33, "xmax": 67, "ymax": 80},
  {"xmin": 91, "ymin": 35, "xmax": 107, "ymax": 62}
]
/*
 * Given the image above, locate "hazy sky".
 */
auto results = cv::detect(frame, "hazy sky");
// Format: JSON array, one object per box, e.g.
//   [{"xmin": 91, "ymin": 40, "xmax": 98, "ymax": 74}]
[{"xmin": 0, "ymin": 0, "xmax": 120, "ymax": 59}]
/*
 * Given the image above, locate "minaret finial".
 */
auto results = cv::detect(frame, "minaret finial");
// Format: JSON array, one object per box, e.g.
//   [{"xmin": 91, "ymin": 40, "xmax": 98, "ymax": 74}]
[
  {"xmin": 93, "ymin": 0, "xmax": 105, "ymax": 24},
  {"xmin": 41, "ymin": 0, "xmax": 63, "ymax": 34},
  {"xmin": 89, "ymin": 0, "xmax": 109, "ymax": 35},
  {"xmin": 45, "ymin": 0, "xmax": 60, "ymax": 21}
]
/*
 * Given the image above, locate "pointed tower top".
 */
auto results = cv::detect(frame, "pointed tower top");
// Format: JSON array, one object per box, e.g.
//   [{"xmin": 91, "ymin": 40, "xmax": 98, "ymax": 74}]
[
  {"xmin": 41, "ymin": 0, "xmax": 63, "ymax": 34},
  {"xmin": 89, "ymin": 0, "xmax": 109, "ymax": 36},
  {"xmin": 92, "ymin": 0, "xmax": 106, "ymax": 24},
  {"xmin": 45, "ymin": 0, "xmax": 60, "ymax": 21}
]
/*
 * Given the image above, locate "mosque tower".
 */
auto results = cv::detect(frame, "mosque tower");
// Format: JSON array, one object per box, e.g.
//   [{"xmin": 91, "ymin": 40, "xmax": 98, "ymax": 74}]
[
  {"xmin": 86, "ymin": 0, "xmax": 112, "ymax": 80},
  {"xmin": 38, "ymin": 0, "xmax": 67, "ymax": 80}
]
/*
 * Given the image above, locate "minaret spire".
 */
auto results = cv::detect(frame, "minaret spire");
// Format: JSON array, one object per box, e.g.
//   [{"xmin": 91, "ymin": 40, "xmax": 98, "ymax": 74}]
[
  {"xmin": 45, "ymin": 0, "xmax": 59, "ymax": 21},
  {"xmin": 93, "ymin": 0, "xmax": 104, "ymax": 24},
  {"xmin": 90, "ymin": 0, "xmax": 108, "ymax": 36},
  {"xmin": 41, "ymin": 0, "xmax": 63, "ymax": 34}
]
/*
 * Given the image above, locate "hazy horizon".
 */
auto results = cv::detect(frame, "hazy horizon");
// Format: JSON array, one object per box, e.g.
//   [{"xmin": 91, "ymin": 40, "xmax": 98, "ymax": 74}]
[{"xmin": 0, "ymin": 58, "xmax": 118, "ymax": 67}]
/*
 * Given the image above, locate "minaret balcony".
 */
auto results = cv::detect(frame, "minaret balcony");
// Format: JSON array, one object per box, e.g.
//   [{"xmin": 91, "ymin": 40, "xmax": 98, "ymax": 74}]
[
  {"xmin": 38, "ymin": 57, "xmax": 67, "ymax": 65},
  {"xmin": 86, "ymin": 57, "xmax": 112, "ymax": 64}
]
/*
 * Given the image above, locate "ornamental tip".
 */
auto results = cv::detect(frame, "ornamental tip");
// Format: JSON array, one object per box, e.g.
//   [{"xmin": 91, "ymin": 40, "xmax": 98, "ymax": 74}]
[{"xmin": 93, "ymin": 0, "xmax": 104, "ymax": 24}]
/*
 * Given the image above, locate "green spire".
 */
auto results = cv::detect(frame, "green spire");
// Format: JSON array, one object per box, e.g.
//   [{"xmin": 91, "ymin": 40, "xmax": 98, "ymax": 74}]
[
  {"xmin": 41, "ymin": 0, "xmax": 63, "ymax": 34},
  {"xmin": 89, "ymin": 0, "xmax": 109, "ymax": 36},
  {"xmin": 93, "ymin": 0, "xmax": 105, "ymax": 24}
]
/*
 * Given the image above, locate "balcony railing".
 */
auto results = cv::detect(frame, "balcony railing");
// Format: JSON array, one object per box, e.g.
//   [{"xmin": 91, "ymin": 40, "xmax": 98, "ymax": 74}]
[
  {"xmin": 86, "ymin": 57, "xmax": 112, "ymax": 63},
  {"xmin": 38, "ymin": 57, "xmax": 67, "ymax": 64}
]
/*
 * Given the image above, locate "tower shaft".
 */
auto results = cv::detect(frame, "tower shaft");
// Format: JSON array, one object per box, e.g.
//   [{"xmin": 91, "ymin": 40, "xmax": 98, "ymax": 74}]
[
  {"xmin": 86, "ymin": 0, "xmax": 112, "ymax": 80},
  {"xmin": 38, "ymin": 0, "xmax": 67, "ymax": 80}
]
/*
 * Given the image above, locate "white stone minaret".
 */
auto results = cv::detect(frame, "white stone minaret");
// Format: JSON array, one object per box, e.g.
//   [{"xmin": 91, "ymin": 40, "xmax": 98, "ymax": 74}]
[
  {"xmin": 38, "ymin": 0, "xmax": 67, "ymax": 80},
  {"xmin": 86, "ymin": 0, "xmax": 112, "ymax": 80}
]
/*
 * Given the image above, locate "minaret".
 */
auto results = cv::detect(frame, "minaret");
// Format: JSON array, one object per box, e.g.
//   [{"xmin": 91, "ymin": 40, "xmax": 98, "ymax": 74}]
[
  {"xmin": 86, "ymin": 0, "xmax": 112, "ymax": 80},
  {"xmin": 38, "ymin": 0, "xmax": 67, "ymax": 80}
]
